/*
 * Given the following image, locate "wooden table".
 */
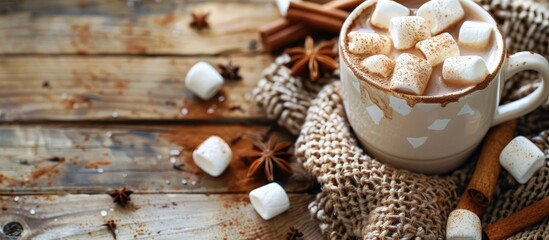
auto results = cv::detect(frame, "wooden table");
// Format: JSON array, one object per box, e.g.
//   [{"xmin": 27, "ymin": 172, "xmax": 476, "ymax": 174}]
[{"xmin": 0, "ymin": 0, "xmax": 323, "ymax": 239}]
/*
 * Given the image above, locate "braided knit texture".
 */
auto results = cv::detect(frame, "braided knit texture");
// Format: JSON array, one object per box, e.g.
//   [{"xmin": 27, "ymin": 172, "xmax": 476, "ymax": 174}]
[
  {"xmin": 252, "ymin": 0, "xmax": 549, "ymax": 238},
  {"xmin": 251, "ymin": 56, "xmax": 334, "ymax": 135}
]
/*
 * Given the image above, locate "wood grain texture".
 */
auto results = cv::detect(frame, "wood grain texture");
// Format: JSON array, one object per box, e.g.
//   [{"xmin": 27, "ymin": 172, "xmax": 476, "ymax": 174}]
[
  {"xmin": 0, "ymin": 124, "xmax": 312, "ymax": 195},
  {"xmin": 0, "ymin": 0, "xmax": 278, "ymax": 55},
  {"xmin": 0, "ymin": 55, "xmax": 274, "ymax": 121},
  {"xmin": 0, "ymin": 0, "xmax": 325, "ymax": 238},
  {"xmin": 0, "ymin": 194, "xmax": 322, "ymax": 239}
]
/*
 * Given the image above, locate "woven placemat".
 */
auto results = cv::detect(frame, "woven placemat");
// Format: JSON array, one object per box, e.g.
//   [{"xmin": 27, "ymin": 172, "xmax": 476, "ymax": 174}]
[{"xmin": 252, "ymin": 0, "xmax": 549, "ymax": 238}]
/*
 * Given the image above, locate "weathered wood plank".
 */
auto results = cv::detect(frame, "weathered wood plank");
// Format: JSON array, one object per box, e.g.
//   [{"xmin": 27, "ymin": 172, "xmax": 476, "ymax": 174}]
[
  {"xmin": 0, "ymin": 0, "xmax": 278, "ymax": 55},
  {"xmin": 0, "ymin": 193, "xmax": 322, "ymax": 239},
  {"xmin": 0, "ymin": 124, "xmax": 312, "ymax": 194},
  {"xmin": 0, "ymin": 0, "xmax": 275, "ymax": 13},
  {"xmin": 0, "ymin": 55, "xmax": 273, "ymax": 121}
]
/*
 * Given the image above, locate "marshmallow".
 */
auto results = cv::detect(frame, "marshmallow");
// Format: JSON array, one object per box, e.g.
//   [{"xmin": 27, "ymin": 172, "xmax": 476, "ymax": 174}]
[
  {"xmin": 249, "ymin": 183, "xmax": 290, "ymax": 220},
  {"xmin": 370, "ymin": 0, "xmax": 410, "ymax": 29},
  {"xmin": 347, "ymin": 31, "xmax": 392, "ymax": 55},
  {"xmin": 499, "ymin": 136, "xmax": 545, "ymax": 184},
  {"xmin": 459, "ymin": 21, "xmax": 494, "ymax": 50},
  {"xmin": 417, "ymin": 0, "xmax": 465, "ymax": 35},
  {"xmin": 275, "ymin": 0, "xmax": 291, "ymax": 17},
  {"xmin": 192, "ymin": 136, "xmax": 232, "ymax": 177},
  {"xmin": 185, "ymin": 61, "xmax": 224, "ymax": 100},
  {"xmin": 389, "ymin": 16, "xmax": 431, "ymax": 49},
  {"xmin": 446, "ymin": 209, "xmax": 482, "ymax": 240},
  {"xmin": 389, "ymin": 53, "xmax": 432, "ymax": 95},
  {"xmin": 442, "ymin": 56, "xmax": 488, "ymax": 86},
  {"xmin": 416, "ymin": 32, "xmax": 460, "ymax": 66},
  {"xmin": 360, "ymin": 54, "xmax": 395, "ymax": 78}
]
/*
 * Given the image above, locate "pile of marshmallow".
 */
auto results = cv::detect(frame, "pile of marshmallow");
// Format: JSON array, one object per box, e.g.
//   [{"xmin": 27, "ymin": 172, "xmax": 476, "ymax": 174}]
[
  {"xmin": 347, "ymin": 0, "xmax": 495, "ymax": 95},
  {"xmin": 192, "ymin": 136, "xmax": 291, "ymax": 221}
]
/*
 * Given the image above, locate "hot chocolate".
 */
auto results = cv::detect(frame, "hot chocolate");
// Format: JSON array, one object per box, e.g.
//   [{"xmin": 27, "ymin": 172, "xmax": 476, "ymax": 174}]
[{"xmin": 343, "ymin": 0, "xmax": 498, "ymax": 96}]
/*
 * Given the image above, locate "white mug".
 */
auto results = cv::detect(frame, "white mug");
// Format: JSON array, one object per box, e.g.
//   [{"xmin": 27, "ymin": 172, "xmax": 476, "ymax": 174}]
[{"xmin": 339, "ymin": 0, "xmax": 549, "ymax": 174}]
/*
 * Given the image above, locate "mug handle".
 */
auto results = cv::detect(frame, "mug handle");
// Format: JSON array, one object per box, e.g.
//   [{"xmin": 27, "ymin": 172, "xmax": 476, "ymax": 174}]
[{"xmin": 492, "ymin": 52, "xmax": 549, "ymax": 126}]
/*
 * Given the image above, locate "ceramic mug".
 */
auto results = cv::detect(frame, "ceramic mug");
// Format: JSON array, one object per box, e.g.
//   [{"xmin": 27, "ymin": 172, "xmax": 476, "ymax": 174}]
[{"xmin": 339, "ymin": 0, "xmax": 549, "ymax": 174}]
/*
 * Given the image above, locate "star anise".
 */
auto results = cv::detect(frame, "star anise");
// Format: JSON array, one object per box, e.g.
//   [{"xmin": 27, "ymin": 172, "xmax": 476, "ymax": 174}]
[
  {"xmin": 102, "ymin": 220, "xmax": 117, "ymax": 240},
  {"xmin": 218, "ymin": 60, "xmax": 242, "ymax": 80},
  {"xmin": 285, "ymin": 36, "xmax": 338, "ymax": 81},
  {"xmin": 241, "ymin": 137, "xmax": 293, "ymax": 182},
  {"xmin": 172, "ymin": 163, "xmax": 186, "ymax": 171},
  {"xmin": 189, "ymin": 11, "xmax": 209, "ymax": 31},
  {"xmin": 46, "ymin": 156, "xmax": 64, "ymax": 162},
  {"xmin": 107, "ymin": 187, "xmax": 134, "ymax": 207},
  {"xmin": 287, "ymin": 226, "xmax": 304, "ymax": 240}
]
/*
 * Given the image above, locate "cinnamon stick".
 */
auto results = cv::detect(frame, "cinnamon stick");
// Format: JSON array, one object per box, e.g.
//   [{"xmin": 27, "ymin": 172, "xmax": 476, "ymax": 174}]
[
  {"xmin": 260, "ymin": 0, "xmax": 360, "ymax": 52},
  {"xmin": 286, "ymin": 8, "xmax": 345, "ymax": 34},
  {"xmin": 483, "ymin": 197, "xmax": 549, "ymax": 240},
  {"xmin": 323, "ymin": 0, "xmax": 364, "ymax": 11},
  {"xmin": 288, "ymin": 1, "xmax": 349, "ymax": 22},
  {"xmin": 467, "ymin": 119, "xmax": 517, "ymax": 207},
  {"xmin": 455, "ymin": 120, "xmax": 517, "ymax": 219},
  {"xmin": 263, "ymin": 22, "xmax": 309, "ymax": 53},
  {"xmin": 456, "ymin": 188, "xmax": 487, "ymax": 217},
  {"xmin": 259, "ymin": 18, "xmax": 293, "ymax": 40}
]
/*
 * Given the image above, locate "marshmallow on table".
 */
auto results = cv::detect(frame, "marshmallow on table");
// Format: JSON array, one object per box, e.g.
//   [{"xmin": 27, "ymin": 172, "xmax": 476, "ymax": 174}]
[
  {"xmin": 417, "ymin": 0, "xmax": 465, "ymax": 35},
  {"xmin": 416, "ymin": 32, "xmax": 460, "ymax": 66},
  {"xmin": 185, "ymin": 61, "xmax": 224, "ymax": 100},
  {"xmin": 389, "ymin": 16, "xmax": 431, "ymax": 50},
  {"xmin": 192, "ymin": 136, "xmax": 232, "ymax": 177},
  {"xmin": 446, "ymin": 209, "xmax": 482, "ymax": 240},
  {"xmin": 442, "ymin": 56, "xmax": 488, "ymax": 86},
  {"xmin": 249, "ymin": 183, "xmax": 290, "ymax": 220},
  {"xmin": 499, "ymin": 136, "xmax": 545, "ymax": 184},
  {"xmin": 389, "ymin": 53, "xmax": 432, "ymax": 95},
  {"xmin": 459, "ymin": 20, "xmax": 494, "ymax": 50},
  {"xmin": 370, "ymin": 0, "xmax": 410, "ymax": 29},
  {"xmin": 360, "ymin": 54, "xmax": 395, "ymax": 78},
  {"xmin": 347, "ymin": 31, "xmax": 392, "ymax": 55}
]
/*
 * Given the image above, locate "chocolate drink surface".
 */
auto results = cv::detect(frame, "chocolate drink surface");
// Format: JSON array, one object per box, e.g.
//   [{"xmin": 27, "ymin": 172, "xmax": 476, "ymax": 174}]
[{"xmin": 343, "ymin": 0, "xmax": 497, "ymax": 96}]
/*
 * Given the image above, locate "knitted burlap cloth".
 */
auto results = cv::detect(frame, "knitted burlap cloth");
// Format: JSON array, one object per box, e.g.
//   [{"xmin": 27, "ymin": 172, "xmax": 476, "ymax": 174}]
[{"xmin": 253, "ymin": 0, "xmax": 549, "ymax": 239}]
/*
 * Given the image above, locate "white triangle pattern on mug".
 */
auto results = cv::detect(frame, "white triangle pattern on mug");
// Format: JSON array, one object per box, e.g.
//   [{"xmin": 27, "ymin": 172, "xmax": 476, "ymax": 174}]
[
  {"xmin": 343, "ymin": 101, "xmax": 350, "ymax": 115},
  {"xmin": 407, "ymin": 136, "xmax": 428, "ymax": 149},
  {"xmin": 428, "ymin": 119, "xmax": 451, "ymax": 130},
  {"xmin": 389, "ymin": 96, "xmax": 412, "ymax": 116},
  {"xmin": 366, "ymin": 105, "xmax": 383, "ymax": 124},
  {"xmin": 351, "ymin": 79, "xmax": 361, "ymax": 94},
  {"xmin": 457, "ymin": 103, "xmax": 474, "ymax": 116}
]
